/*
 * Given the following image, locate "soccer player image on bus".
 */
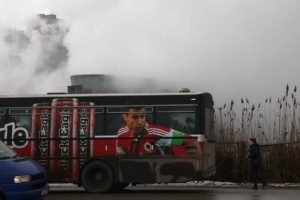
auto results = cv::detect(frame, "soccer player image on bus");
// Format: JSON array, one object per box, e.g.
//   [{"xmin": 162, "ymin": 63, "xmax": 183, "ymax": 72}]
[{"xmin": 116, "ymin": 104, "xmax": 201, "ymax": 156}]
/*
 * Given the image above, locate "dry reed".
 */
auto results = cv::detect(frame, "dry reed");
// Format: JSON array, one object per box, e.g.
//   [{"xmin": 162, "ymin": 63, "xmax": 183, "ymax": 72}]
[{"xmin": 214, "ymin": 85, "xmax": 300, "ymax": 182}]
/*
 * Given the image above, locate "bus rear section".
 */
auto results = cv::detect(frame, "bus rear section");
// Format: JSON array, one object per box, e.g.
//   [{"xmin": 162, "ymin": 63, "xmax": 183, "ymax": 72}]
[{"xmin": 0, "ymin": 93, "xmax": 215, "ymax": 193}]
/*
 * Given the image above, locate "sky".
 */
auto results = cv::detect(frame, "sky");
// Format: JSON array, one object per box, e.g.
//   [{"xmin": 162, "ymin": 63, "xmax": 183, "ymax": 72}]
[{"xmin": 0, "ymin": 0, "xmax": 300, "ymax": 106}]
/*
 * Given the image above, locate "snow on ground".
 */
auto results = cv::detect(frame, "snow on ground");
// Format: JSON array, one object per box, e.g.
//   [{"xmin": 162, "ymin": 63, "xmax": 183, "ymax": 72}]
[{"xmin": 49, "ymin": 181, "xmax": 300, "ymax": 191}]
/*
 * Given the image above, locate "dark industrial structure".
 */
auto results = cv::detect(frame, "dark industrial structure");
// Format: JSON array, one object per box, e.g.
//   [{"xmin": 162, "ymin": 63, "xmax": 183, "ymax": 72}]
[
  {"xmin": 67, "ymin": 74, "xmax": 190, "ymax": 94},
  {"xmin": 68, "ymin": 74, "xmax": 116, "ymax": 94}
]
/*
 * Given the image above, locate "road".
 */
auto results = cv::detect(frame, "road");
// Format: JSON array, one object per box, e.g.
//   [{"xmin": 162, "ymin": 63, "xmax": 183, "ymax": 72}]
[{"xmin": 44, "ymin": 185, "xmax": 300, "ymax": 200}]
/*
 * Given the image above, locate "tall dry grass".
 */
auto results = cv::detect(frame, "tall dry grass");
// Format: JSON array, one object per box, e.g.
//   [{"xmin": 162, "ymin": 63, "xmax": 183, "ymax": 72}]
[{"xmin": 214, "ymin": 85, "xmax": 300, "ymax": 183}]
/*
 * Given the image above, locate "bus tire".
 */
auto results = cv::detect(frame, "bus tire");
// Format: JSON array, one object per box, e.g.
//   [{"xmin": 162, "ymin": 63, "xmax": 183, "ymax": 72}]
[{"xmin": 81, "ymin": 161, "xmax": 114, "ymax": 193}]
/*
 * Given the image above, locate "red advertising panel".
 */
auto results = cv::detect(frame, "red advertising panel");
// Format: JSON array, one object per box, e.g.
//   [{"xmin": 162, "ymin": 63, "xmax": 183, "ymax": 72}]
[
  {"xmin": 72, "ymin": 102, "xmax": 95, "ymax": 179},
  {"xmin": 31, "ymin": 103, "xmax": 51, "ymax": 170},
  {"xmin": 49, "ymin": 98, "xmax": 79, "ymax": 180}
]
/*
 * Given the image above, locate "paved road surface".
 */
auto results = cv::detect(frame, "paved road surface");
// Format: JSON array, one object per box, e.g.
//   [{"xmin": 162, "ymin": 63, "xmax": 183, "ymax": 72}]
[{"xmin": 44, "ymin": 185, "xmax": 300, "ymax": 200}]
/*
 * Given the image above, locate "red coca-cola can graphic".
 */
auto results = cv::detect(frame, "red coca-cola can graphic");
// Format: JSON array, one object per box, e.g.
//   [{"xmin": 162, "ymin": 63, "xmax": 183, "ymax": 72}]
[
  {"xmin": 49, "ymin": 98, "xmax": 78, "ymax": 180},
  {"xmin": 31, "ymin": 103, "xmax": 51, "ymax": 170},
  {"xmin": 72, "ymin": 102, "xmax": 95, "ymax": 179}
]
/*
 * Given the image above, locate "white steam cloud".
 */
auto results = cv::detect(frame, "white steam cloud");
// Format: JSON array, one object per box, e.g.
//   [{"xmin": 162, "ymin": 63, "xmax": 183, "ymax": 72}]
[
  {"xmin": 1, "ymin": 0, "xmax": 300, "ymax": 107},
  {"xmin": 0, "ymin": 14, "xmax": 69, "ymax": 94}
]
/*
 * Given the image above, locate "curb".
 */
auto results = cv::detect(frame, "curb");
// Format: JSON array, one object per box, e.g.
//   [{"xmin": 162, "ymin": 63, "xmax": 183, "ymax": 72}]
[{"xmin": 49, "ymin": 182, "xmax": 300, "ymax": 191}]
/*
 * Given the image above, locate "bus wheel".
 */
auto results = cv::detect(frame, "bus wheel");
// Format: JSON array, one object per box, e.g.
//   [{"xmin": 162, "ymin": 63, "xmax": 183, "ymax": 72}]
[{"xmin": 81, "ymin": 161, "xmax": 114, "ymax": 193}]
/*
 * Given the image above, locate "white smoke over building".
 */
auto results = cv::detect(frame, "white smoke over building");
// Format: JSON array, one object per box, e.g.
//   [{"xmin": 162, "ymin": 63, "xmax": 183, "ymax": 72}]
[
  {"xmin": 67, "ymin": 74, "xmax": 178, "ymax": 94},
  {"xmin": 0, "ymin": 14, "xmax": 69, "ymax": 94}
]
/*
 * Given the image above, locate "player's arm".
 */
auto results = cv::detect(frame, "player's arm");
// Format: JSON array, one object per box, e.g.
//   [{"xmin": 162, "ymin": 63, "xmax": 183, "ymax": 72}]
[
  {"xmin": 156, "ymin": 129, "xmax": 197, "ymax": 147},
  {"xmin": 156, "ymin": 129, "xmax": 200, "ymax": 156}
]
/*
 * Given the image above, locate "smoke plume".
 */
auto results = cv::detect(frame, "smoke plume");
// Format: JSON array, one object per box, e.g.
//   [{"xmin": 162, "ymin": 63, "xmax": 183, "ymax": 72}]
[{"xmin": 0, "ymin": 14, "xmax": 69, "ymax": 94}]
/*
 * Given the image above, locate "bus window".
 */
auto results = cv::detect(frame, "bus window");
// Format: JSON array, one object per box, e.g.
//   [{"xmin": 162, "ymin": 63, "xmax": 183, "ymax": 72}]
[
  {"xmin": 106, "ymin": 107, "xmax": 126, "ymax": 135},
  {"xmin": 155, "ymin": 106, "xmax": 196, "ymax": 134},
  {"xmin": 0, "ymin": 109, "xmax": 7, "ymax": 142},
  {"xmin": 94, "ymin": 108, "xmax": 104, "ymax": 136},
  {"xmin": 106, "ymin": 113, "xmax": 124, "ymax": 135},
  {"xmin": 0, "ymin": 109, "xmax": 5, "ymax": 115},
  {"xmin": 106, "ymin": 107, "xmax": 153, "ymax": 135},
  {"xmin": 0, "ymin": 108, "xmax": 6, "ymax": 127},
  {"xmin": 2, "ymin": 108, "xmax": 32, "ymax": 148},
  {"xmin": 8, "ymin": 108, "xmax": 32, "ymax": 130}
]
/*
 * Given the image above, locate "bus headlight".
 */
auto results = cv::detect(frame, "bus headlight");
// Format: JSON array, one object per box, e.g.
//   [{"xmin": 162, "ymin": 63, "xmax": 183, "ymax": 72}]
[{"xmin": 14, "ymin": 175, "xmax": 31, "ymax": 183}]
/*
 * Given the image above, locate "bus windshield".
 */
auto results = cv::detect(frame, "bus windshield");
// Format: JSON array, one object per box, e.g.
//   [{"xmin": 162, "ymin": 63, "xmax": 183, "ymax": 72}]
[{"xmin": 0, "ymin": 140, "xmax": 17, "ymax": 159}]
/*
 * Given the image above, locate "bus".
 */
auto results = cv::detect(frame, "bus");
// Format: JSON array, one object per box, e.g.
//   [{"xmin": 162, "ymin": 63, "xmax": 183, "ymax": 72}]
[{"xmin": 0, "ymin": 92, "xmax": 215, "ymax": 193}]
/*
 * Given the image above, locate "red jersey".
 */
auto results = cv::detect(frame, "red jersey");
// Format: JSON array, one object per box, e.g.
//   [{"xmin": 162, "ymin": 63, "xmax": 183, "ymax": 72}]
[{"xmin": 116, "ymin": 122, "xmax": 184, "ymax": 156}]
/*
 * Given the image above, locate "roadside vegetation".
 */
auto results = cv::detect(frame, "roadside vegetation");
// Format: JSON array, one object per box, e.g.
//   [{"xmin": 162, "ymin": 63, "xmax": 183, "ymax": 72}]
[{"xmin": 215, "ymin": 85, "xmax": 300, "ymax": 182}]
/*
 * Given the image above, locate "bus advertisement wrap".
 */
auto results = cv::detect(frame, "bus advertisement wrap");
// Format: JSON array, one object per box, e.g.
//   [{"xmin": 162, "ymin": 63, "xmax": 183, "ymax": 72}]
[{"xmin": 0, "ymin": 93, "xmax": 216, "ymax": 193}]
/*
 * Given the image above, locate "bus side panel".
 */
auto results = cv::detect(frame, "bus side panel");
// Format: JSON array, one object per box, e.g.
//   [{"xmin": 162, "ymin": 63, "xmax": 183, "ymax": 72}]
[
  {"xmin": 197, "ymin": 139, "xmax": 216, "ymax": 177},
  {"xmin": 1, "ymin": 114, "xmax": 32, "ymax": 158},
  {"xmin": 74, "ymin": 103, "xmax": 95, "ymax": 178},
  {"xmin": 2, "ymin": 98, "xmax": 99, "ymax": 183},
  {"xmin": 49, "ymin": 98, "xmax": 79, "ymax": 181},
  {"xmin": 93, "ymin": 137, "xmax": 116, "ymax": 157},
  {"xmin": 12, "ymin": 143, "xmax": 31, "ymax": 157},
  {"xmin": 118, "ymin": 157, "xmax": 198, "ymax": 184},
  {"xmin": 31, "ymin": 103, "xmax": 51, "ymax": 171}
]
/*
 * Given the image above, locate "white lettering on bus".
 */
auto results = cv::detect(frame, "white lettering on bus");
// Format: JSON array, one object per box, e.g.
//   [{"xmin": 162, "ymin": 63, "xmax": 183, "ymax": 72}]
[
  {"xmin": 0, "ymin": 122, "xmax": 29, "ymax": 149},
  {"xmin": 79, "ymin": 109, "xmax": 88, "ymax": 166},
  {"xmin": 39, "ymin": 110, "xmax": 49, "ymax": 167},
  {"xmin": 59, "ymin": 107, "xmax": 70, "ymax": 172}
]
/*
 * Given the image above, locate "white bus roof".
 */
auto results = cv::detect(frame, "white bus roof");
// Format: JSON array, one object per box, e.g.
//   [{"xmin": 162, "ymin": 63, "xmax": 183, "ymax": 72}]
[{"xmin": 0, "ymin": 92, "xmax": 210, "ymax": 99}]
